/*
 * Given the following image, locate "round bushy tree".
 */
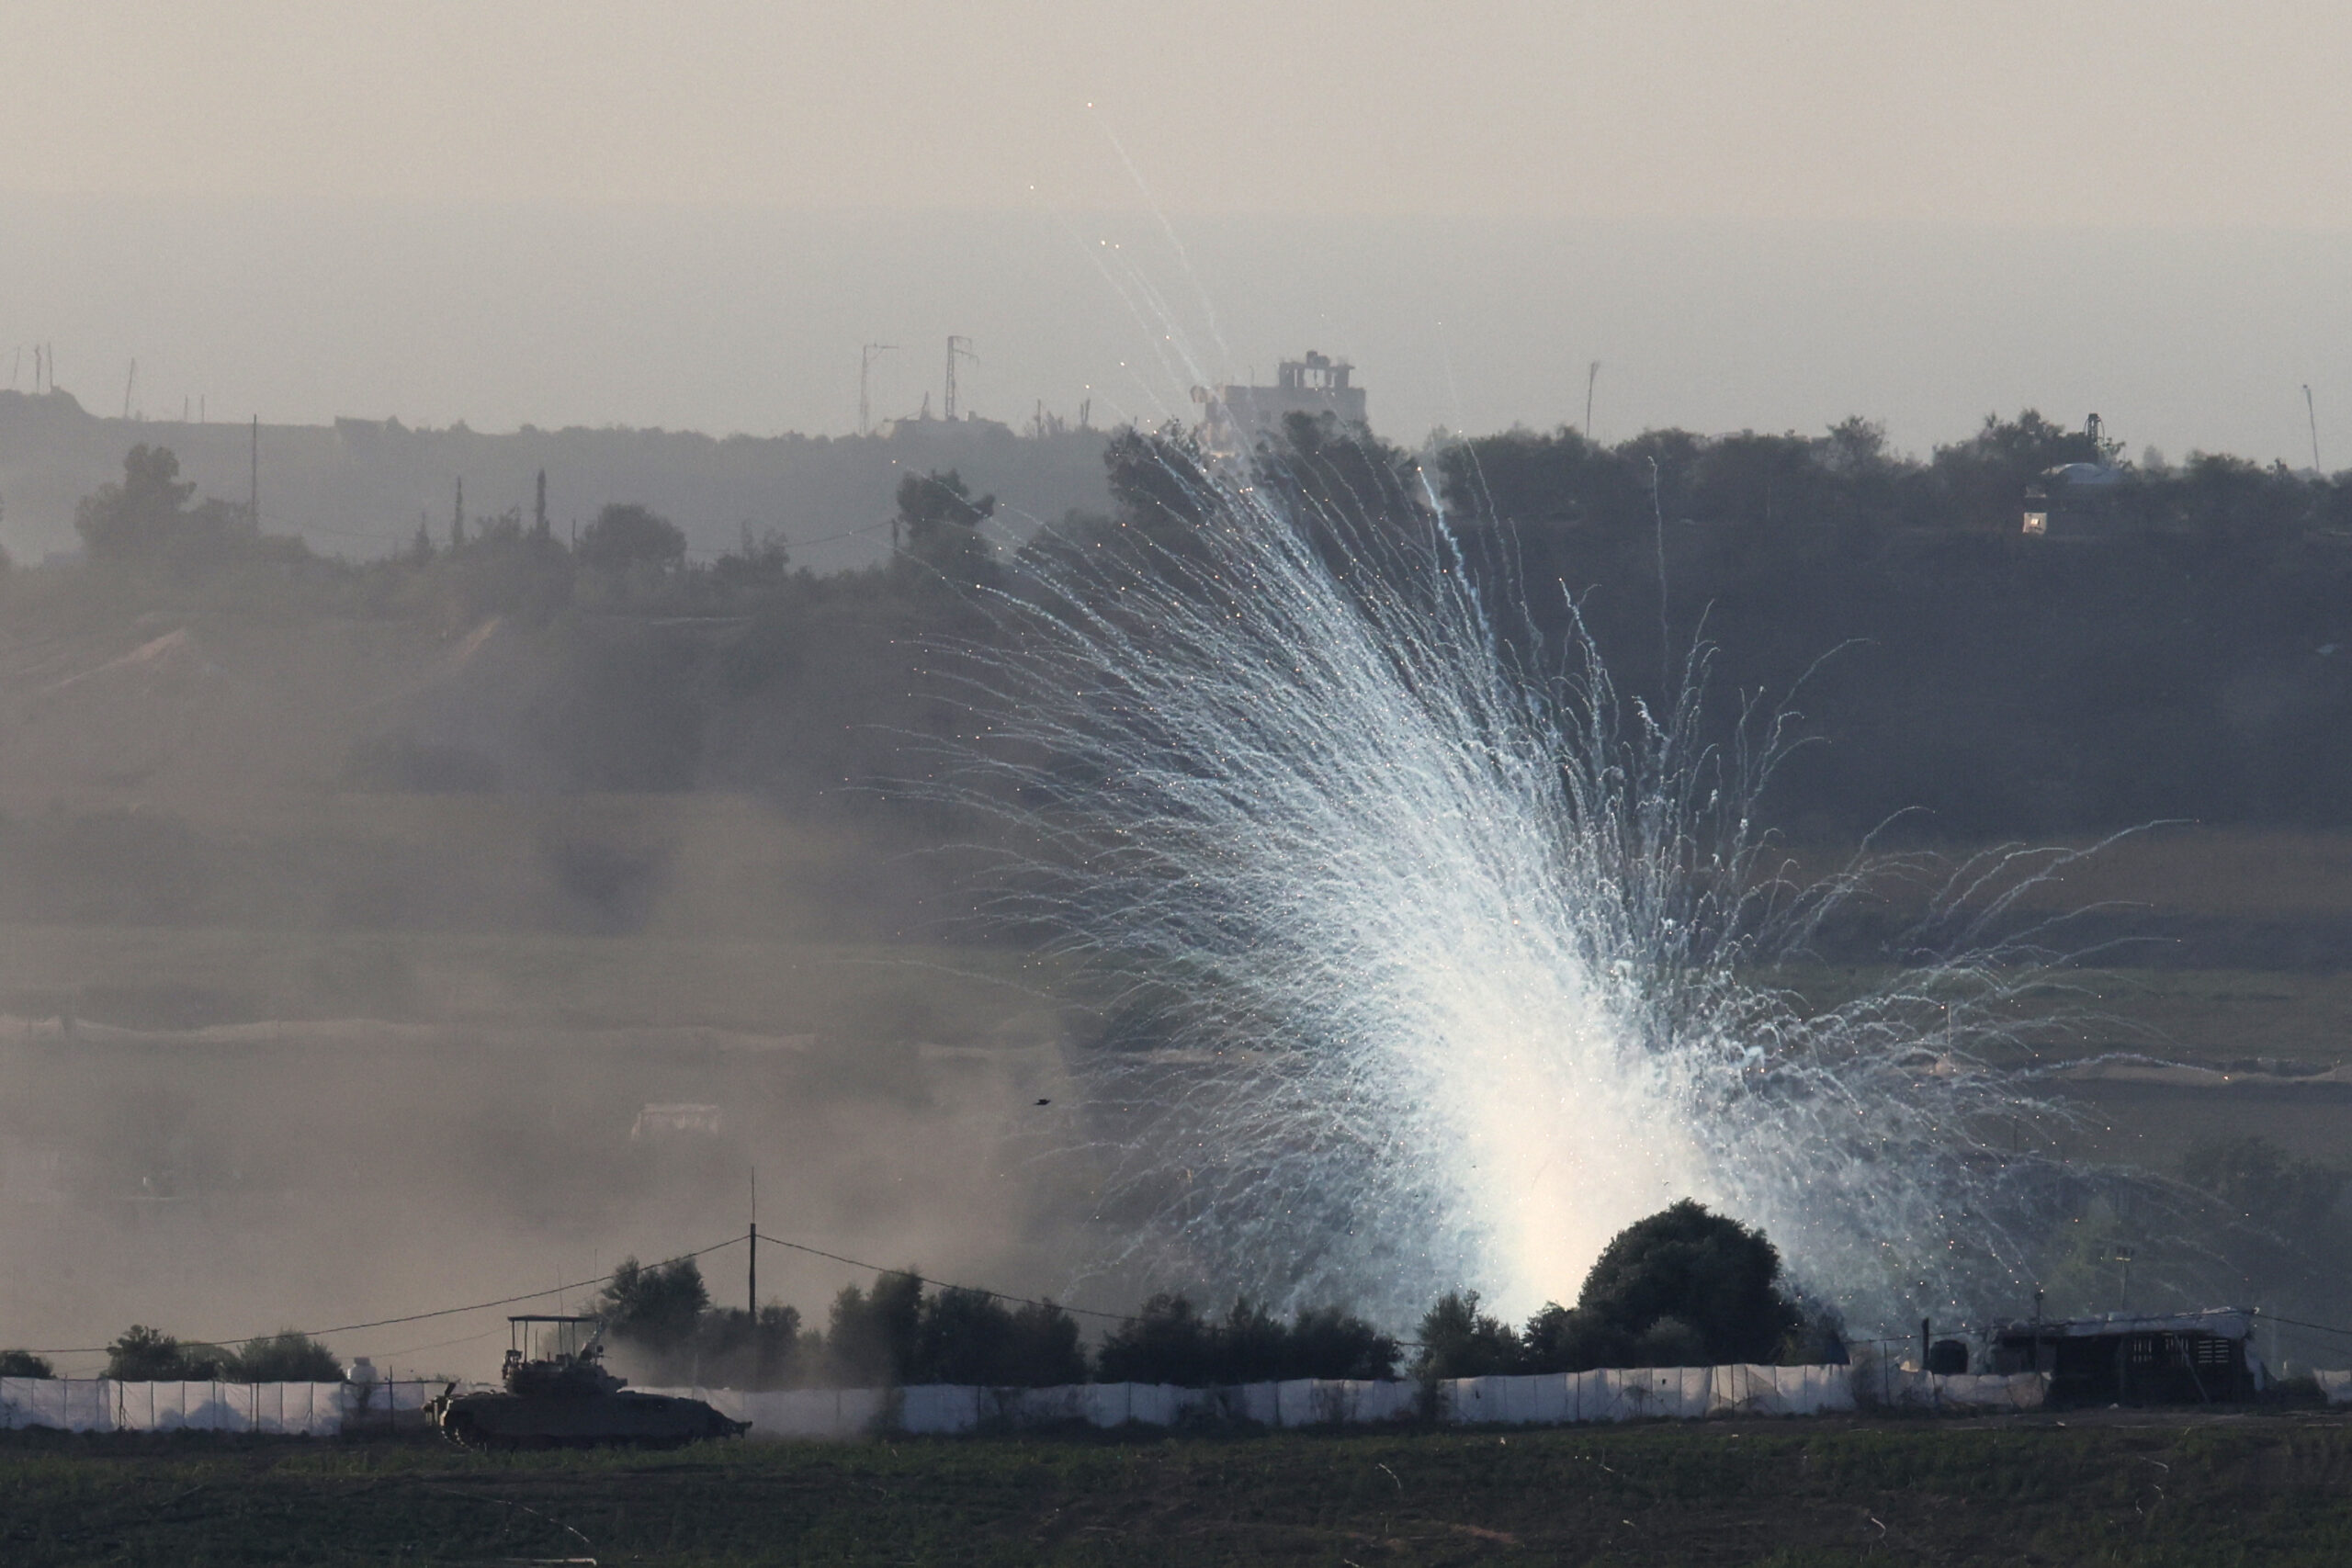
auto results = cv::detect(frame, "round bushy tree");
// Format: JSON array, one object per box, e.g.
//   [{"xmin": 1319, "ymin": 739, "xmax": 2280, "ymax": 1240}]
[{"xmin": 1570, "ymin": 1200, "xmax": 1804, "ymax": 1366}]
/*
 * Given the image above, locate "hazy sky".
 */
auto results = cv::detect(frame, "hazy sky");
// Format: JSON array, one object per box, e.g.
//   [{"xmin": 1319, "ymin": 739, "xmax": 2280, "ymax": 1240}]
[{"xmin": 2, "ymin": 2, "xmax": 2346, "ymax": 459}]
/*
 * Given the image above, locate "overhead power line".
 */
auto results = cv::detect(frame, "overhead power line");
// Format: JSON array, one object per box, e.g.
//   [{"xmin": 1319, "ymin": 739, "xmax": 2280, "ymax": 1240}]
[{"xmin": 16, "ymin": 1229, "xmax": 1152, "ymax": 1358}]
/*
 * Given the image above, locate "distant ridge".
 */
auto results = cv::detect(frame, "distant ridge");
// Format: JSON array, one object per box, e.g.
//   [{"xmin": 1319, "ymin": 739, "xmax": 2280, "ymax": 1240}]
[{"xmin": 0, "ymin": 390, "xmax": 1110, "ymax": 573}]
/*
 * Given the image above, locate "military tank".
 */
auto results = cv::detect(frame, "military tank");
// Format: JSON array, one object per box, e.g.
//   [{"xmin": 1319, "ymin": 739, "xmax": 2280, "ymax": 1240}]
[{"xmin": 426, "ymin": 1314, "xmax": 751, "ymax": 1449}]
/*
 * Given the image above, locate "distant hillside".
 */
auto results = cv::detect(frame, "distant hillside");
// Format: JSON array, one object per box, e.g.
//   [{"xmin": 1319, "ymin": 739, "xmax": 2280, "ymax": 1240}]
[{"xmin": 0, "ymin": 389, "xmax": 1111, "ymax": 571}]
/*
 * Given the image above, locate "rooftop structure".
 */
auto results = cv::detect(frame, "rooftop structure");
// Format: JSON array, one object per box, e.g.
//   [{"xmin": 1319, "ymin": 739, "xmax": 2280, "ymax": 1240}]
[{"xmin": 1199, "ymin": 352, "xmax": 1369, "ymax": 452}]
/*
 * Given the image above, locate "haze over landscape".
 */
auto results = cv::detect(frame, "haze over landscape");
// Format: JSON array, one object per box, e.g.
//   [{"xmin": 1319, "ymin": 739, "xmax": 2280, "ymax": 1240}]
[
  {"xmin": 3, "ymin": 2, "xmax": 2350, "ymax": 472},
  {"xmin": 8, "ymin": 11, "xmax": 2352, "ymax": 1558}
]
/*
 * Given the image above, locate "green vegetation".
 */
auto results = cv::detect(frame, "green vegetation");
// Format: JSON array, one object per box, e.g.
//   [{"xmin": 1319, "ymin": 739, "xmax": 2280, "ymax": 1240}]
[
  {"xmin": 1093, "ymin": 1295, "xmax": 1399, "ymax": 1385},
  {"xmin": 595, "ymin": 1205, "xmax": 1801, "ymax": 1393},
  {"xmin": 5, "ymin": 1417, "xmax": 2352, "ymax": 1564},
  {"xmin": 597, "ymin": 1257, "xmax": 1379, "ymax": 1391},
  {"xmin": 1416, "ymin": 1202, "xmax": 1837, "ymax": 1378},
  {"xmin": 25, "ymin": 410, "xmax": 2352, "ymax": 841},
  {"xmin": 100, "ymin": 1328, "xmax": 340, "ymax": 1383}
]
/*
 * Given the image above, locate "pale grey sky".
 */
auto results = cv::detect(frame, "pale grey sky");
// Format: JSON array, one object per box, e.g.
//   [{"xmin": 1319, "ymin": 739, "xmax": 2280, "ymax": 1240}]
[
  {"xmin": 1, "ymin": 3, "xmax": 2346, "ymax": 459},
  {"xmin": 6, "ymin": 2, "xmax": 2348, "ymax": 227}
]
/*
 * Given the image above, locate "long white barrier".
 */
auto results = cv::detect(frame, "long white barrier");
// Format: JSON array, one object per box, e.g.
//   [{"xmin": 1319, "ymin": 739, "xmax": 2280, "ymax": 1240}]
[
  {"xmin": 3, "ymin": 1365, "xmax": 2045, "ymax": 1439},
  {"xmin": 1, "ymin": 1379, "xmax": 356, "ymax": 1434},
  {"xmin": 645, "ymin": 1364, "xmax": 2042, "ymax": 1440}
]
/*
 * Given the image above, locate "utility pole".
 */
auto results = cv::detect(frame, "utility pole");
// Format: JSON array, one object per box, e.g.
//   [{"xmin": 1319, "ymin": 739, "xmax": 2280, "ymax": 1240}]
[
  {"xmin": 944, "ymin": 335, "xmax": 975, "ymax": 422},
  {"xmin": 534, "ymin": 468, "xmax": 548, "ymax": 537},
  {"xmin": 748, "ymin": 1167, "xmax": 758, "ymax": 1314},
  {"xmin": 121, "ymin": 360, "xmax": 136, "ymax": 421},
  {"xmin": 249, "ymin": 416, "xmax": 259, "ymax": 525},
  {"xmin": 2306, "ymin": 384, "xmax": 2323, "ymax": 472},
  {"xmin": 859, "ymin": 343, "xmax": 898, "ymax": 435},
  {"xmin": 1584, "ymin": 360, "xmax": 1600, "ymax": 438}
]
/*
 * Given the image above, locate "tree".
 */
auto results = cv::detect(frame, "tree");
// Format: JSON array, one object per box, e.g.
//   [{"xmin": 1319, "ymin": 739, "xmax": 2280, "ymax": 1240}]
[
  {"xmin": 75, "ymin": 444, "xmax": 194, "ymax": 559},
  {"xmin": 0, "ymin": 1349, "xmax": 54, "ymax": 1378},
  {"xmin": 1411, "ymin": 1291, "xmax": 1522, "ymax": 1379},
  {"xmin": 598, "ymin": 1256, "xmax": 711, "ymax": 1353},
  {"xmin": 232, "ymin": 1330, "xmax": 343, "ymax": 1382},
  {"xmin": 1544, "ymin": 1200, "xmax": 1806, "ymax": 1369},
  {"xmin": 577, "ymin": 502, "xmax": 687, "ymax": 574},
  {"xmin": 823, "ymin": 1269, "xmax": 924, "ymax": 1385},
  {"xmin": 895, "ymin": 468, "xmax": 998, "ymax": 589},
  {"xmin": 74, "ymin": 445, "xmax": 254, "ymax": 569},
  {"xmin": 909, "ymin": 1287, "xmax": 1087, "ymax": 1387},
  {"xmin": 684, "ymin": 1303, "xmax": 807, "ymax": 1391},
  {"xmin": 103, "ymin": 1325, "xmax": 229, "ymax": 1381},
  {"xmin": 1093, "ymin": 1292, "xmax": 1216, "ymax": 1384},
  {"xmin": 1279, "ymin": 1304, "xmax": 1400, "ymax": 1381}
]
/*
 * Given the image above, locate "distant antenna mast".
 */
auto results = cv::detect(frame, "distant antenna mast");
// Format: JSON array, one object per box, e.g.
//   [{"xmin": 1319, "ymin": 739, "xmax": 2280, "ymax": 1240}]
[
  {"xmin": 2306, "ymin": 384, "xmax": 2323, "ymax": 472},
  {"xmin": 859, "ymin": 343, "xmax": 898, "ymax": 435},
  {"xmin": 248, "ymin": 416, "xmax": 259, "ymax": 525},
  {"xmin": 121, "ymin": 360, "xmax": 136, "ymax": 421},
  {"xmin": 1584, "ymin": 360, "xmax": 1600, "ymax": 437},
  {"xmin": 944, "ymin": 335, "xmax": 975, "ymax": 422}
]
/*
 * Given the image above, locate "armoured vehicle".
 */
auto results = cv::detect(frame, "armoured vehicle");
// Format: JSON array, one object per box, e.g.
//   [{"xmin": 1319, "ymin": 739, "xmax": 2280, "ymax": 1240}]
[{"xmin": 426, "ymin": 1315, "xmax": 751, "ymax": 1448}]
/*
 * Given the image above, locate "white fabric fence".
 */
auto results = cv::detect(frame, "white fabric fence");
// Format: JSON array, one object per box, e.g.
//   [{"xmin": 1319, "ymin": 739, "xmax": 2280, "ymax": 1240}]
[
  {"xmin": 2, "ymin": 1379, "xmax": 361, "ymax": 1434},
  {"xmin": 2, "ymin": 1364, "xmax": 2045, "ymax": 1439},
  {"xmin": 638, "ymin": 1364, "xmax": 2043, "ymax": 1440},
  {"xmin": 2314, "ymin": 1369, "xmax": 2352, "ymax": 1404}
]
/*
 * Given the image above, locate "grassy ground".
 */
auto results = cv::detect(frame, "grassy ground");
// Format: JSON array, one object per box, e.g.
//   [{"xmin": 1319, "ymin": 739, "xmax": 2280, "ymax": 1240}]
[{"xmin": 6, "ymin": 1416, "xmax": 2352, "ymax": 1566}]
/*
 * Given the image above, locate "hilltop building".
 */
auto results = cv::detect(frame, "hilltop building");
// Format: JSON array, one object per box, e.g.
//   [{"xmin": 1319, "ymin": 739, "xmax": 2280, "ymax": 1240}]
[
  {"xmin": 2021, "ymin": 412, "xmax": 2124, "ymax": 536},
  {"xmin": 1199, "ymin": 352, "xmax": 1368, "ymax": 452}
]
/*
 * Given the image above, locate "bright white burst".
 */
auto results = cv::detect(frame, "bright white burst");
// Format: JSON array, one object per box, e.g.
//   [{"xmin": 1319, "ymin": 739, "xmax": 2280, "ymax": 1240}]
[{"xmin": 947, "ymin": 442, "xmax": 2085, "ymax": 1336}]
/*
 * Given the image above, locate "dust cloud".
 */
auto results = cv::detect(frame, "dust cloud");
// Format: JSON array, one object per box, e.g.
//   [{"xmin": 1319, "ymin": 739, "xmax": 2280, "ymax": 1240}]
[{"xmin": 0, "ymin": 601, "xmax": 1114, "ymax": 1380}]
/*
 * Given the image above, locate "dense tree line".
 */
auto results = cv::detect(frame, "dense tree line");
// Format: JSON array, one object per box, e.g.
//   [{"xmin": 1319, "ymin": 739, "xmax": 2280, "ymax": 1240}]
[
  {"xmin": 36, "ymin": 409, "xmax": 2352, "ymax": 841},
  {"xmin": 583, "ymin": 1201, "xmax": 1828, "ymax": 1391},
  {"xmin": 1422, "ymin": 413, "xmax": 2352, "ymax": 837}
]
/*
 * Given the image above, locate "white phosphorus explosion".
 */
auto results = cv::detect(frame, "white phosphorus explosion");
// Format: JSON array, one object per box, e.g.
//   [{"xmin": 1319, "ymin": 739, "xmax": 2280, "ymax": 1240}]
[{"xmin": 947, "ymin": 438, "xmax": 2092, "ymax": 1335}]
